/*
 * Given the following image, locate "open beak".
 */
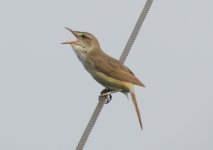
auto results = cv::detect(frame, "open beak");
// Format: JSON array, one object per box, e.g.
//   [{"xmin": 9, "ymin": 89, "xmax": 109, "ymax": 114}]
[{"xmin": 62, "ymin": 27, "xmax": 79, "ymax": 44}]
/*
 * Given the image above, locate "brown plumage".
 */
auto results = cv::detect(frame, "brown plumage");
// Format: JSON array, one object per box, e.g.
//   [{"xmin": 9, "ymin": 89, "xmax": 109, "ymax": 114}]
[
  {"xmin": 63, "ymin": 28, "xmax": 145, "ymax": 130},
  {"xmin": 87, "ymin": 49, "xmax": 145, "ymax": 87}
]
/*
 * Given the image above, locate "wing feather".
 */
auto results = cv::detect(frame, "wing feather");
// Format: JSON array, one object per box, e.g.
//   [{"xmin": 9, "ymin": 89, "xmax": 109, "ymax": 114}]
[{"xmin": 87, "ymin": 50, "xmax": 145, "ymax": 87}]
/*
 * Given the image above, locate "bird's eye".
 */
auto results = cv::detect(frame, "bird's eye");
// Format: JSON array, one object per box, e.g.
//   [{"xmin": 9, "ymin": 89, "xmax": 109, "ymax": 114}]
[{"xmin": 82, "ymin": 34, "xmax": 87, "ymax": 38}]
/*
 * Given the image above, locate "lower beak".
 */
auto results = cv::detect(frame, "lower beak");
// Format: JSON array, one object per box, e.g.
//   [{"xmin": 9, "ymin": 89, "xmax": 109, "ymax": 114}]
[{"xmin": 61, "ymin": 41, "xmax": 74, "ymax": 44}]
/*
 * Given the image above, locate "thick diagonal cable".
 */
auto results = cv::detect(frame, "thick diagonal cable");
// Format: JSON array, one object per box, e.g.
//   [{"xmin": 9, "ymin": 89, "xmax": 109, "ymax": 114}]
[
  {"xmin": 76, "ymin": 1, "xmax": 153, "ymax": 149},
  {"xmin": 76, "ymin": 96, "xmax": 106, "ymax": 150},
  {"xmin": 119, "ymin": 0, "xmax": 153, "ymax": 64}
]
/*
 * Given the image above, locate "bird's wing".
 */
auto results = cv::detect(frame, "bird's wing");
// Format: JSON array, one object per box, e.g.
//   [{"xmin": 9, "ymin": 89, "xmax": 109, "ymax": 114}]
[{"xmin": 88, "ymin": 51, "xmax": 145, "ymax": 87}]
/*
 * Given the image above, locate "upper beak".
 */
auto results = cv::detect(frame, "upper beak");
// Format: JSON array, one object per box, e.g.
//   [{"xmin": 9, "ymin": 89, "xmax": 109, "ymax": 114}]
[{"xmin": 62, "ymin": 27, "xmax": 79, "ymax": 44}]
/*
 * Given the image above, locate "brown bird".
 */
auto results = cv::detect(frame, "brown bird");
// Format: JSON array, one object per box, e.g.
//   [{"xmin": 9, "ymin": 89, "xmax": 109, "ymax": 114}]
[{"xmin": 62, "ymin": 27, "xmax": 145, "ymax": 129}]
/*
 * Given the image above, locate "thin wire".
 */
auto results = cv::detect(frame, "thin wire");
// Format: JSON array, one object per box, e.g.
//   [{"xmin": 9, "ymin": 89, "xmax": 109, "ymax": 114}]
[
  {"xmin": 76, "ymin": 1, "xmax": 153, "ymax": 149},
  {"xmin": 119, "ymin": 0, "xmax": 153, "ymax": 64}
]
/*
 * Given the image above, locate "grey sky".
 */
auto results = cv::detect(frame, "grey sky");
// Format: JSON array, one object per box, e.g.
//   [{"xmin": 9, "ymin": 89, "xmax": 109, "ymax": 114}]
[{"xmin": 0, "ymin": 0, "xmax": 213, "ymax": 149}]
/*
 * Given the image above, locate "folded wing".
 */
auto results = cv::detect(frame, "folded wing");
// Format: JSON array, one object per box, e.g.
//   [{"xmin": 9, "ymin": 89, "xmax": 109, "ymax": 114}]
[{"xmin": 88, "ymin": 50, "xmax": 145, "ymax": 87}]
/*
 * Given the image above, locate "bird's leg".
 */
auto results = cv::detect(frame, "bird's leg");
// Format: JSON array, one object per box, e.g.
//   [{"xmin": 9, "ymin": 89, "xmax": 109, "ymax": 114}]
[
  {"xmin": 100, "ymin": 89, "xmax": 112, "ymax": 104},
  {"xmin": 100, "ymin": 89, "xmax": 122, "ymax": 104}
]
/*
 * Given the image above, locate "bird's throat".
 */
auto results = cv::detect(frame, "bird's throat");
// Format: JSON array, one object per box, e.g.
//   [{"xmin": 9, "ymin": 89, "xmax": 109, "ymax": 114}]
[{"xmin": 71, "ymin": 45, "xmax": 88, "ymax": 64}]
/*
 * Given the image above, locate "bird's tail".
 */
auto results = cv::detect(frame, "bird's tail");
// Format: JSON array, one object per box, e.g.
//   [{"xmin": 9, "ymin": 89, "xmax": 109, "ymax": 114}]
[{"xmin": 130, "ymin": 88, "xmax": 143, "ymax": 130}]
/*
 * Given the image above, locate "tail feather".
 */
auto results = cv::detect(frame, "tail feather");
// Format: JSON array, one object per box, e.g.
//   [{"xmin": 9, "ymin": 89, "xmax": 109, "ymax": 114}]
[{"xmin": 130, "ymin": 90, "xmax": 143, "ymax": 130}]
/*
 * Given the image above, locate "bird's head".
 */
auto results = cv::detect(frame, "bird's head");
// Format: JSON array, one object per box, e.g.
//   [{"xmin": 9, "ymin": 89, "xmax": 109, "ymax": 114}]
[{"xmin": 62, "ymin": 27, "xmax": 100, "ymax": 54}]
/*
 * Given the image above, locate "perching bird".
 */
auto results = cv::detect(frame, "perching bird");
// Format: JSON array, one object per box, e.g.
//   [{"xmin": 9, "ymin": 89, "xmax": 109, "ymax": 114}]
[{"xmin": 62, "ymin": 28, "xmax": 145, "ymax": 129}]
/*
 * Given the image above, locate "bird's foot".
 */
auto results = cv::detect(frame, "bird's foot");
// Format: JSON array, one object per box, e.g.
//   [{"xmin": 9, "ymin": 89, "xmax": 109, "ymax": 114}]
[
  {"xmin": 100, "ymin": 89, "xmax": 112, "ymax": 104},
  {"xmin": 100, "ymin": 89, "xmax": 122, "ymax": 104}
]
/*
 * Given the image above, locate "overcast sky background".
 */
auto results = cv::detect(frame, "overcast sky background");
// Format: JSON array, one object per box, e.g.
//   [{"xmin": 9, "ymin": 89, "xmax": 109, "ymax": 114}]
[{"xmin": 0, "ymin": 0, "xmax": 213, "ymax": 150}]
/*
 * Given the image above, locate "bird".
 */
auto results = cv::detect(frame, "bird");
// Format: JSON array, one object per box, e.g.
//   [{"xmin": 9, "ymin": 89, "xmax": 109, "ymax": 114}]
[{"xmin": 62, "ymin": 27, "xmax": 145, "ymax": 129}]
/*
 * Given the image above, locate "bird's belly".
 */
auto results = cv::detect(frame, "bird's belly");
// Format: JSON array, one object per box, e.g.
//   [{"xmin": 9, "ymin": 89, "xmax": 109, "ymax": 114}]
[{"xmin": 90, "ymin": 70, "xmax": 132, "ymax": 91}]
